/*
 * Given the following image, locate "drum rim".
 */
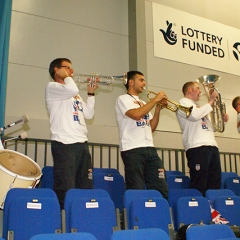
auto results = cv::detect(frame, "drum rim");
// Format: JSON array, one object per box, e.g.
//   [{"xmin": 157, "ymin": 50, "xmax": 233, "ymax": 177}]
[{"xmin": 0, "ymin": 149, "xmax": 42, "ymax": 179}]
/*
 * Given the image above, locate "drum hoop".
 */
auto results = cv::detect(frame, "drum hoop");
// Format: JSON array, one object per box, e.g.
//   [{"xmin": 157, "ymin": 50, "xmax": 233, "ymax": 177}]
[
  {"xmin": 0, "ymin": 149, "xmax": 42, "ymax": 179},
  {"xmin": 0, "ymin": 164, "xmax": 41, "ymax": 180}
]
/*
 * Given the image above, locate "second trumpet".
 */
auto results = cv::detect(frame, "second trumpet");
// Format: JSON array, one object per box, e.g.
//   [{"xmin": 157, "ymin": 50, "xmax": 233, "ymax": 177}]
[
  {"xmin": 72, "ymin": 73, "xmax": 127, "ymax": 86},
  {"xmin": 147, "ymin": 90, "xmax": 193, "ymax": 118}
]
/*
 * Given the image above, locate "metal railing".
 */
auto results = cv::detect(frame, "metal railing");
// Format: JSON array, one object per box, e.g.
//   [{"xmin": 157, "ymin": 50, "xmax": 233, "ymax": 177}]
[{"xmin": 3, "ymin": 138, "xmax": 240, "ymax": 175}]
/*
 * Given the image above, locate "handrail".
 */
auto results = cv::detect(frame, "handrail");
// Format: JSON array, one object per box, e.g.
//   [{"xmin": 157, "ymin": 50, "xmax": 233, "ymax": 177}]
[{"xmin": 2, "ymin": 137, "xmax": 240, "ymax": 175}]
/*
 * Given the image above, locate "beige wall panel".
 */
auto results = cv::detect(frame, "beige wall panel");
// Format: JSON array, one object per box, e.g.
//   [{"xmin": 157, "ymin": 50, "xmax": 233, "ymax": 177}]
[{"xmin": 12, "ymin": 0, "xmax": 128, "ymax": 36}]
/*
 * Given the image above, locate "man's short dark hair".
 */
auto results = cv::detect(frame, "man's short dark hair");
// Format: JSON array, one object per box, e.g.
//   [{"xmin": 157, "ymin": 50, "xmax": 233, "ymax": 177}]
[
  {"xmin": 182, "ymin": 82, "xmax": 196, "ymax": 95},
  {"xmin": 49, "ymin": 58, "xmax": 71, "ymax": 80},
  {"xmin": 232, "ymin": 96, "xmax": 240, "ymax": 110},
  {"xmin": 125, "ymin": 70, "xmax": 144, "ymax": 89}
]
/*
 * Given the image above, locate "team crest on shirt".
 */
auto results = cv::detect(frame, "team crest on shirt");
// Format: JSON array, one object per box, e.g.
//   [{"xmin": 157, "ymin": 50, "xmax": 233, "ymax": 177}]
[
  {"xmin": 201, "ymin": 117, "xmax": 208, "ymax": 130},
  {"xmin": 195, "ymin": 164, "xmax": 200, "ymax": 171}
]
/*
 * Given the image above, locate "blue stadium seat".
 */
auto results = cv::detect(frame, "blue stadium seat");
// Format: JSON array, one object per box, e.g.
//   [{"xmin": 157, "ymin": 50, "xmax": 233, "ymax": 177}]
[
  {"xmin": 168, "ymin": 188, "xmax": 202, "ymax": 231},
  {"xmin": 30, "ymin": 232, "xmax": 97, "ymax": 240},
  {"xmin": 129, "ymin": 197, "xmax": 174, "ymax": 239},
  {"xmin": 165, "ymin": 170, "xmax": 185, "ymax": 178},
  {"xmin": 186, "ymin": 224, "xmax": 236, "ymax": 240},
  {"xmin": 205, "ymin": 189, "xmax": 235, "ymax": 205},
  {"xmin": 3, "ymin": 188, "xmax": 58, "ymax": 240},
  {"xmin": 224, "ymin": 177, "xmax": 240, "ymax": 196},
  {"xmin": 63, "ymin": 188, "xmax": 111, "ymax": 233},
  {"xmin": 111, "ymin": 228, "xmax": 170, "ymax": 240},
  {"xmin": 123, "ymin": 189, "xmax": 162, "ymax": 230},
  {"xmin": 69, "ymin": 197, "xmax": 118, "ymax": 240},
  {"xmin": 176, "ymin": 196, "xmax": 212, "ymax": 230},
  {"xmin": 221, "ymin": 172, "xmax": 238, "ymax": 189},
  {"xmin": 93, "ymin": 172, "xmax": 126, "ymax": 212},
  {"xmin": 7, "ymin": 196, "xmax": 61, "ymax": 240},
  {"xmin": 40, "ymin": 166, "xmax": 54, "ymax": 189},
  {"xmin": 93, "ymin": 168, "xmax": 120, "ymax": 176},
  {"xmin": 213, "ymin": 196, "xmax": 240, "ymax": 228},
  {"xmin": 166, "ymin": 175, "xmax": 190, "ymax": 190}
]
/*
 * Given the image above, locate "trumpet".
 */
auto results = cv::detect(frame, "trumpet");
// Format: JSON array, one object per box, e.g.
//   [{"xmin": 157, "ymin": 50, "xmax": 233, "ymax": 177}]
[
  {"xmin": 147, "ymin": 90, "xmax": 193, "ymax": 118},
  {"xmin": 72, "ymin": 73, "xmax": 127, "ymax": 86}
]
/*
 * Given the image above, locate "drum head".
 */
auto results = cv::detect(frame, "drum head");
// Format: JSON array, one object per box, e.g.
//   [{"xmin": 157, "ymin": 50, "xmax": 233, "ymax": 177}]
[{"xmin": 0, "ymin": 150, "xmax": 41, "ymax": 178}]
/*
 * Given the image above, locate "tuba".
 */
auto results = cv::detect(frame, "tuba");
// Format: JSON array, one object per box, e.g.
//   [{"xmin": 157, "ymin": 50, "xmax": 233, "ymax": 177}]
[{"xmin": 196, "ymin": 75, "xmax": 226, "ymax": 132}]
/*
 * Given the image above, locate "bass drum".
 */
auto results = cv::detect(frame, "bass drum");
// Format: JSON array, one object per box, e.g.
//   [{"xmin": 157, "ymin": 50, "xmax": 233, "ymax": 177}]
[{"xmin": 0, "ymin": 149, "xmax": 42, "ymax": 208}]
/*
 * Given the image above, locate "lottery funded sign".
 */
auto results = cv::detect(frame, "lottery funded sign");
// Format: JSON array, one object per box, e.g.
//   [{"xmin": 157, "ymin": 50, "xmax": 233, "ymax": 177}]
[{"xmin": 152, "ymin": 3, "xmax": 240, "ymax": 76}]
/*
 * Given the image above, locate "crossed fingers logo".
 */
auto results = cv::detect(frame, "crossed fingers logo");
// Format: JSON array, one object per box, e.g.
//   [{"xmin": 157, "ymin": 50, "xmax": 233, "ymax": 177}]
[
  {"xmin": 160, "ymin": 20, "xmax": 177, "ymax": 45},
  {"xmin": 233, "ymin": 42, "xmax": 240, "ymax": 61}
]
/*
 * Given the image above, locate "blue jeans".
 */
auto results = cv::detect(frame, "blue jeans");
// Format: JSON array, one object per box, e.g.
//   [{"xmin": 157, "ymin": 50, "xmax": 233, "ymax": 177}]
[{"xmin": 121, "ymin": 147, "xmax": 168, "ymax": 199}]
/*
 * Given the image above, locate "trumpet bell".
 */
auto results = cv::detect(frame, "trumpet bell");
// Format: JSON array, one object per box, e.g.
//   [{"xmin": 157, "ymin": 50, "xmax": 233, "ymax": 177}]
[{"xmin": 178, "ymin": 105, "xmax": 193, "ymax": 118}]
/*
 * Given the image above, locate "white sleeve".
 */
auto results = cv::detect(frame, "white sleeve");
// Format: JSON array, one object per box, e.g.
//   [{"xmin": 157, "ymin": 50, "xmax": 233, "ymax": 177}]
[
  {"xmin": 0, "ymin": 138, "xmax": 3, "ymax": 150},
  {"xmin": 82, "ymin": 96, "xmax": 95, "ymax": 119},
  {"xmin": 237, "ymin": 113, "xmax": 240, "ymax": 133},
  {"xmin": 45, "ymin": 77, "xmax": 79, "ymax": 101},
  {"xmin": 178, "ymin": 98, "xmax": 213, "ymax": 122}
]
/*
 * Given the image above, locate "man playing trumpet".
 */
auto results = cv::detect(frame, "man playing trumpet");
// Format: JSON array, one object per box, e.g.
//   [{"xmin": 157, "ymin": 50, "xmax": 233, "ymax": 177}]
[
  {"xmin": 115, "ymin": 70, "xmax": 168, "ymax": 199},
  {"xmin": 46, "ymin": 58, "xmax": 98, "ymax": 209},
  {"xmin": 176, "ymin": 81, "xmax": 229, "ymax": 196}
]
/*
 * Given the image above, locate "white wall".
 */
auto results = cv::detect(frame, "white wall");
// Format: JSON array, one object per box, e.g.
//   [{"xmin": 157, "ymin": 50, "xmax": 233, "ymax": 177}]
[
  {"xmin": 4, "ymin": 0, "xmax": 240, "ymax": 171},
  {"xmin": 137, "ymin": 0, "xmax": 240, "ymax": 153},
  {"xmin": 5, "ymin": 0, "xmax": 128, "ymax": 141}
]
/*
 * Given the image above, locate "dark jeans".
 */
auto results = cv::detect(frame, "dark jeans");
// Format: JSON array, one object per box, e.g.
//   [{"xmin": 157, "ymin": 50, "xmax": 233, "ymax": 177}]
[
  {"xmin": 121, "ymin": 147, "xmax": 168, "ymax": 199},
  {"xmin": 186, "ymin": 146, "xmax": 221, "ymax": 196},
  {"xmin": 51, "ymin": 141, "xmax": 93, "ymax": 209}
]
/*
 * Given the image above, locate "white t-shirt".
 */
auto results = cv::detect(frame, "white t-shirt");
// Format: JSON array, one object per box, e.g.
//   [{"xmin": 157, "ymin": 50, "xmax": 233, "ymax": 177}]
[
  {"xmin": 237, "ymin": 113, "xmax": 240, "ymax": 133},
  {"xmin": 0, "ymin": 138, "xmax": 3, "ymax": 150},
  {"xmin": 176, "ymin": 97, "xmax": 218, "ymax": 151},
  {"xmin": 115, "ymin": 94, "xmax": 154, "ymax": 151},
  {"xmin": 45, "ymin": 77, "xmax": 95, "ymax": 144}
]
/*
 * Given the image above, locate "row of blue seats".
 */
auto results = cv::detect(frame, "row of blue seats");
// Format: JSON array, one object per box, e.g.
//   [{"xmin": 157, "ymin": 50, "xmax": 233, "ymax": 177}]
[
  {"xmin": 29, "ymin": 225, "xmax": 240, "ymax": 240},
  {"xmin": 41, "ymin": 167, "xmax": 240, "ymax": 192},
  {"xmin": 165, "ymin": 171, "xmax": 240, "ymax": 191},
  {"xmin": 2, "ymin": 187, "xmax": 240, "ymax": 240}
]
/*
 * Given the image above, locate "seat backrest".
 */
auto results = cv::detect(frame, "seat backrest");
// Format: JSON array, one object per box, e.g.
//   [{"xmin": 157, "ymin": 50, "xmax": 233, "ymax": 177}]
[
  {"xmin": 166, "ymin": 175, "xmax": 190, "ymax": 190},
  {"xmin": 176, "ymin": 196, "xmax": 212, "ymax": 230},
  {"xmin": 64, "ymin": 189, "xmax": 111, "ymax": 233},
  {"xmin": 3, "ymin": 188, "xmax": 58, "ymax": 240},
  {"xmin": 41, "ymin": 166, "xmax": 54, "ymax": 189},
  {"xmin": 93, "ymin": 173, "xmax": 126, "ymax": 211},
  {"xmin": 69, "ymin": 197, "xmax": 117, "ymax": 240},
  {"xmin": 111, "ymin": 228, "xmax": 170, "ymax": 240},
  {"xmin": 30, "ymin": 232, "xmax": 97, "ymax": 240},
  {"xmin": 213, "ymin": 196, "xmax": 240, "ymax": 226},
  {"xmin": 168, "ymin": 188, "xmax": 202, "ymax": 231},
  {"xmin": 224, "ymin": 177, "xmax": 240, "ymax": 196},
  {"xmin": 7, "ymin": 196, "xmax": 61, "ymax": 240},
  {"xmin": 205, "ymin": 189, "xmax": 235, "ymax": 205},
  {"xmin": 186, "ymin": 224, "xmax": 236, "ymax": 240},
  {"xmin": 221, "ymin": 172, "xmax": 238, "ymax": 189},
  {"xmin": 129, "ymin": 197, "xmax": 173, "ymax": 237},
  {"xmin": 165, "ymin": 170, "xmax": 185, "ymax": 178},
  {"xmin": 123, "ymin": 189, "xmax": 163, "ymax": 229},
  {"xmin": 93, "ymin": 168, "xmax": 120, "ymax": 176}
]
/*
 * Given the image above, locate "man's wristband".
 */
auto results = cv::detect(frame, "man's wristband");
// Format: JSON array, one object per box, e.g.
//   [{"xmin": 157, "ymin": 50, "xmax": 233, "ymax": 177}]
[{"xmin": 87, "ymin": 92, "xmax": 95, "ymax": 96}]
